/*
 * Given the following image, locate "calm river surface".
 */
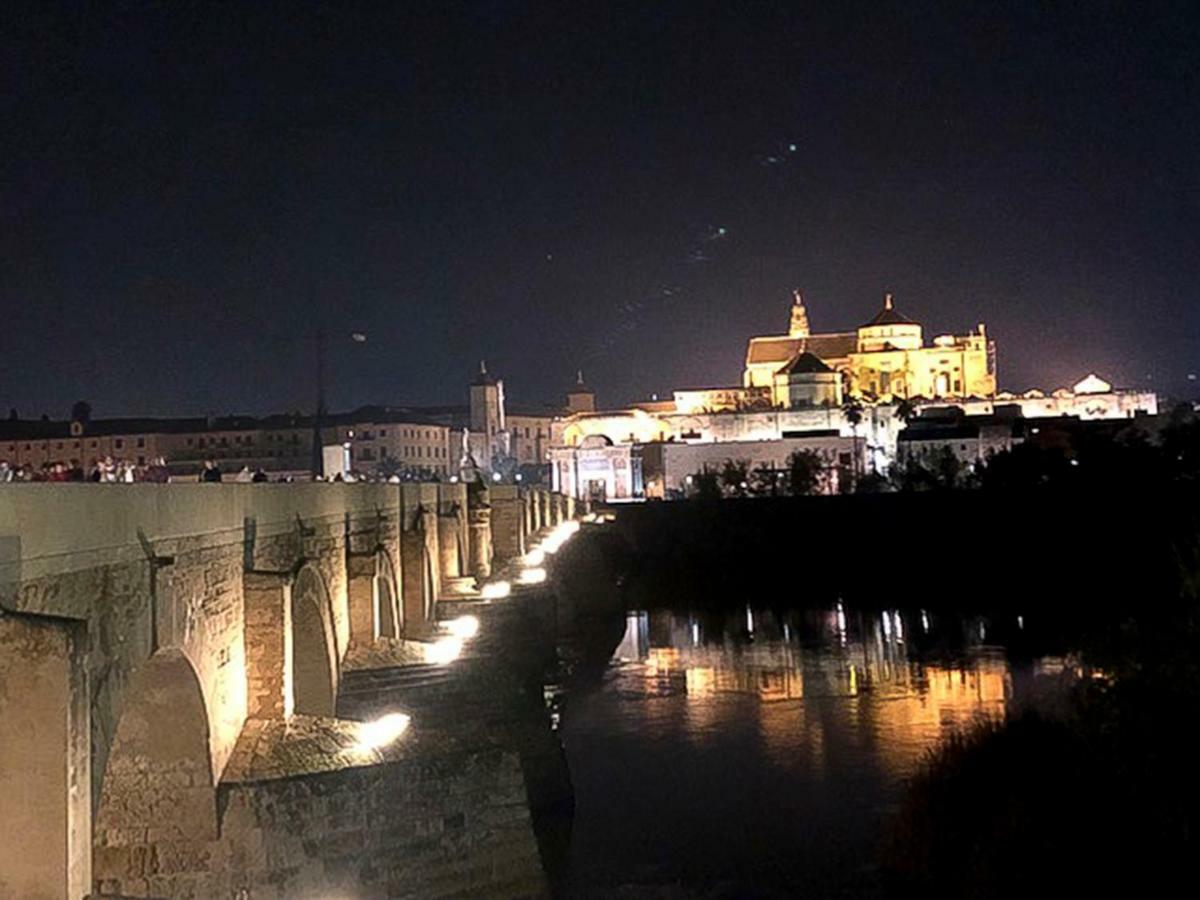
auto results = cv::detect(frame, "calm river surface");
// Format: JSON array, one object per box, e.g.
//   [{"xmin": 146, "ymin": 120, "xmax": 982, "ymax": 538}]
[{"xmin": 557, "ymin": 604, "xmax": 1079, "ymax": 898}]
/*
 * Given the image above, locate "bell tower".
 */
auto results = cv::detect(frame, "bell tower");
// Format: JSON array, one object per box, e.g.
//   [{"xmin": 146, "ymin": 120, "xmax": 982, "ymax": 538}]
[
  {"xmin": 566, "ymin": 370, "xmax": 596, "ymax": 414},
  {"xmin": 788, "ymin": 288, "xmax": 810, "ymax": 338}
]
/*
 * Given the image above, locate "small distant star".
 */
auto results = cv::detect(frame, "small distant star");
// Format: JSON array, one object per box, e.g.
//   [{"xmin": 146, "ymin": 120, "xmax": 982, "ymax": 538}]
[
  {"xmin": 1188, "ymin": 373, "xmax": 1197, "ymax": 381},
  {"xmin": 788, "ymin": 143, "xmax": 798, "ymax": 152},
  {"xmin": 546, "ymin": 253, "xmax": 553, "ymax": 261}
]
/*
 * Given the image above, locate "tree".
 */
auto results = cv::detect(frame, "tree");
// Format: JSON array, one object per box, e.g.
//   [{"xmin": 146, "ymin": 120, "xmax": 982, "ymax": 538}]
[
  {"xmin": 786, "ymin": 449, "xmax": 824, "ymax": 496},
  {"xmin": 975, "ymin": 444, "xmax": 1072, "ymax": 492},
  {"xmin": 933, "ymin": 446, "xmax": 965, "ymax": 489},
  {"xmin": 894, "ymin": 398, "xmax": 918, "ymax": 425},
  {"xmin": 692, "ymin": 469, "xmax": 721, "ymax": 501},
  {"xmin": 842, "ymin": 399, "xmax": 865, "ymax": 490},
  {"xmin": 720, "ymin": 459, "xmax": 750, "ymax": 496},
  {"xmin": 855, "ymin": 471, "xmax": 890, "ymax": 494},
  {"xmin": 843, "ymin": 399, "xmax": 864, "ymax": 429},
  {"xmin": 890, "ymin": 457, "xmax": 937, "ymax": 492},
  {"xmin": 750, "ymin": 463, "xmax": 784, "ymax": 497}
]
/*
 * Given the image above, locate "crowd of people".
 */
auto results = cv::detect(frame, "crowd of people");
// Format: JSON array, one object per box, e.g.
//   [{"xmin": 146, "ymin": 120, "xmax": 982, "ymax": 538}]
[
  {"xmin": 0, "ymin": 458, "xmax": 401, "ymax": 484},
  {"xmin": 0, "ymin": 456, "xmax": 172, "ymax": 483},
  {"xmin": 2, "ymin": 458, "xmax": 472, "ymax": 487}
]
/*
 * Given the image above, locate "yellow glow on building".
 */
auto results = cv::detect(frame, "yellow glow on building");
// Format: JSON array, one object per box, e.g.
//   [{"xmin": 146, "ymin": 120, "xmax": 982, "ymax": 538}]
[{"xmin": 744, "ymin": 292, "xmax": 997, "ymax": 402}]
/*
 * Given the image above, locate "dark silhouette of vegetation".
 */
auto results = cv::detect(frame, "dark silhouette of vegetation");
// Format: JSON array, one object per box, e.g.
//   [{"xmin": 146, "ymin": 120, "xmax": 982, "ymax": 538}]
[
  {"xmin": 893, "ymin": 397, "xmax": 918, "ymax": 424},
  {"xmin": 854, "ymin": 471, "xmax": 889, "ymax": 493},
  {"xmin": 750, "ymin": 463, "xmax": 785, "ymax": 497},
  {"xmin": 891, "ymin": 408, "xmax": 1200, "ymax": 495},
  {"xmin": 882, "ymin": 477, "xmax": 1200, "ymax": 897},
  {"xmin": 786, "ymin": 449, "xmax": 823, "ymax": 496},
  {"xmin": 719, "ymin": 459, "xmax": 750, "ymax": 496},
  {"xmin": 890, "ymin": 448, "xmax": 969, "ymax": 491},
  {"xmin": 973, "ymin": 442, "xmax": 1072, "ymax": 491},
  {"xmin": 842, "ymin": 398, "xmax": 864, "ymax": 428},
  {"xmin": 693, "ymin": 468, "xmax": 721, "ymax": 501}
]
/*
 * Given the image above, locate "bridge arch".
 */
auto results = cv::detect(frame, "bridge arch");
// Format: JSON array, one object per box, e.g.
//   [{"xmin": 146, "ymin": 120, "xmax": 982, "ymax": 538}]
[
  {"xmin": 292, "ymin": 564, "xmax": 336, "ymax": 717},
  {"xmin": 93, "ymin": 648, "xmax": 216, "ymax": 890}
]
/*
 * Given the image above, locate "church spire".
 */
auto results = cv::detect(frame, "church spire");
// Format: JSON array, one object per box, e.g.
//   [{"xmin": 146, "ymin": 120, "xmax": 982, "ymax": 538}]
[{"xmin": 788, "ymin": 288, "xmax": 810, "ymax": 338}]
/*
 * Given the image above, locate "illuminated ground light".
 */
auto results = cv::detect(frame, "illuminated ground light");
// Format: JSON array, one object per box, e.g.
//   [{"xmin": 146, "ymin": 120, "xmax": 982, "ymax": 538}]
[
  {"xmin": 356, "ymin": 712, "xmax": 411, "ymax": 751},
  {"xmin": 518, "ymin": 566, "xmax": 547, "ymax": 585},
  {"xmin": 539, "ymin": 520, "xmax": 581, "ymax": 555},
  {"xmin": 424, "ymin": 636, "xmax": 464, "ymax": 665},
  {"xmin": 522, "ymin": 547, "xmax": 546, "ymax": 567},
  {"xmin": 480, "ymin": 580, "xmax": 511, "ymax": 599},
  {"xmin": 443, "ymin": 615, "xmax": 480, "ymax": 639}
]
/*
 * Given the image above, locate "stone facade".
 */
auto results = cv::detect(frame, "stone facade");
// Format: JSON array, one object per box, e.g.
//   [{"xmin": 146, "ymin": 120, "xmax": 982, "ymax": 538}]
[{"xmin": 0, "ymin": 481, "xmax": 571, "ymax": 899}]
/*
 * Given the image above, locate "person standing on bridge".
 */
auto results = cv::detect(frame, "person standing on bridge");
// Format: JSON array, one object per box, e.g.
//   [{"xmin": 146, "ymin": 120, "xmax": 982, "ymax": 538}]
[{"xmin": 200, "ymin": 459, "xmax": 223, "ymax": 483}]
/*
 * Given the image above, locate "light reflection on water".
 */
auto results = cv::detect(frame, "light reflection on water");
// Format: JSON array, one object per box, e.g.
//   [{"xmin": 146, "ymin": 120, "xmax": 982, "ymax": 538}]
[{"xmin": 561, "ymin": 605, "xmax": 1078, "ymax": 898}]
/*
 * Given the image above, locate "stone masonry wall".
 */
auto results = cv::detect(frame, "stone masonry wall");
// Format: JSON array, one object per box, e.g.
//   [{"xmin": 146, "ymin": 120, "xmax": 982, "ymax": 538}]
[{"xmin": 160, "ymin": 740, "xmax": 547, "ymax": 899}]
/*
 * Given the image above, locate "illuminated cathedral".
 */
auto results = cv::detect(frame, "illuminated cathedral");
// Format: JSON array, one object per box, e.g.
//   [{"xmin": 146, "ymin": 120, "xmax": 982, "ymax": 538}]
[{"xmin": 744, "ymin": 290, "xmax": 997, "ymax": 404}]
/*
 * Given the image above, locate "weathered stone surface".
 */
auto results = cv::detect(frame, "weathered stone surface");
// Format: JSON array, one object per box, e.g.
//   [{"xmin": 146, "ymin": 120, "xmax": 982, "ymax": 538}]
[{"xmin": 0, "ymin": 483, "xmax": 577, "ymax": 899}]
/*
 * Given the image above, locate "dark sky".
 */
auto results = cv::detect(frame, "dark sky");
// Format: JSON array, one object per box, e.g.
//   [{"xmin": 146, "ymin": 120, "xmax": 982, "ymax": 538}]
[{"xmin": 3, "ymin": 0, "xmax": 1198, "ymax": 418}]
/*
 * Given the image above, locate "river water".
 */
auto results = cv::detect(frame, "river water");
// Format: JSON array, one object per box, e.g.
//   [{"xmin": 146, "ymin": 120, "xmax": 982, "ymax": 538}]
[{"xmin": 557, "ymin": 603, "xmax": 1081, "ymax": 898}]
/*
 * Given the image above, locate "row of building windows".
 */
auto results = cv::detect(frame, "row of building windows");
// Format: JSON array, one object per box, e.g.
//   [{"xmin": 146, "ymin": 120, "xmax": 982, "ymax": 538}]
[
  {"xmin": 357, "ymin": 445, "xmax": 447, "ymax": 461},
  {"xmin": 354, "ymin": 427, "xmax": 443, "ymax": 441},
  {"xmin": 7, "ymin": 437, "xmax": 145, "ymax": 452}
]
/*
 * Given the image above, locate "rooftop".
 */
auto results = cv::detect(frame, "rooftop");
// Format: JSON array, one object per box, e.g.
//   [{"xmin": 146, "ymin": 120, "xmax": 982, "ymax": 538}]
[{"xmin": 861, "ymin": 293, "xmax": 917, "ymax": 328}]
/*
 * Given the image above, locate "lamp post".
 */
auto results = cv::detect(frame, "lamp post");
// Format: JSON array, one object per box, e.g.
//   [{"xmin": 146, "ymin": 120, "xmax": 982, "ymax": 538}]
[{"xmin": 310, "ymin": 328, "xmax": 368, "ymax": 479}]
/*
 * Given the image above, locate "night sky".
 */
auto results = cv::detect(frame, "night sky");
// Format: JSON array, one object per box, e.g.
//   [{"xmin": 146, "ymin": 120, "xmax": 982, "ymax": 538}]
[{"xmin": 4, "ymin": 1, "xmax": 1198, "ymax": 418}]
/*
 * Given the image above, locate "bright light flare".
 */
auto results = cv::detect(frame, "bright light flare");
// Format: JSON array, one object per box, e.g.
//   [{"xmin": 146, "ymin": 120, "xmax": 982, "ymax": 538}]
[
  {"xmin": 424, "ymin": 636, "xmax": 464, "ymax": 665},
  {"xmin": 356, "ymin": 713, "xmax": 410, "ymax": 750},
  {"xmin": 444, "ymin": 615, "xmax": 479, "ymax": 639},
  {"xmin": 539, "ymin": 520, "xmax": 581, "ymax": 555},
  {"xmin": 518, "ymin": 566, "xmax": 547, "ymax": 584},
  {"xmin": 522, "ymin": 547, "xmax": 546, "ymax": 566},
  {"xmin": 481, "ymin": 580, "xmax": 511, "ymax": 599}
]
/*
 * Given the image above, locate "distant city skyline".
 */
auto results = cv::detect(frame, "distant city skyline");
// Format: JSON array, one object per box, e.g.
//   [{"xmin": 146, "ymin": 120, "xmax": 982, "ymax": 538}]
[{"xmin": 4, "ymin": 2, "xmax": 1198, "ymax": 417}]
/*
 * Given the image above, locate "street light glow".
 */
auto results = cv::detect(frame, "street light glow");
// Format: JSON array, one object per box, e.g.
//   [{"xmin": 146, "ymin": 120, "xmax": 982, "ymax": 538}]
[
  {"xmin": 444, "ymin": 615, "xmax": 480, "ymax": 639},
  {"xmin": 518, "ymin": 566, "xmax": 547, "ymax": 584},
  {"xmin": 424, "ymin": 636, "xmax": 464, "ymax": 665},
  {"xmin": 356, "ymin": 713, "xmax": 410, "ymax": 751}
]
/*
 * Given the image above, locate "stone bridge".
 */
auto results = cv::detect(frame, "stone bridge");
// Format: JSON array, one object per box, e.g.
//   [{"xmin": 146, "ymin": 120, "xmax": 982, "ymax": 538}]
[{"xmin": 0, "ymin": 481, "xmax": 579, "ymax": 900}]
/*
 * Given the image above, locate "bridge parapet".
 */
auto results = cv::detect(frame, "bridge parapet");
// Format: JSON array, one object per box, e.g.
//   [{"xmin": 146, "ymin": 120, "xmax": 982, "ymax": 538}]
[
  {"xmin": 0, "ymin": 480, "xmax": 585, "ymax": 898},
  {"xmin": 0, "ymin": 483, "xmax": 409, "ymax": 899}
]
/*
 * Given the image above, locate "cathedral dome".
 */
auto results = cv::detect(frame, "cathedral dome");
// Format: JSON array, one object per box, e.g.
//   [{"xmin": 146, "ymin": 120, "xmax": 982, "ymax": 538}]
[
  {"xmin": 857, "ymin": 293, "xmax": 922, "ymax": 352},
  {"xmin": 860, "ymin": 293, "xmax": 915, "ymax": 328}
]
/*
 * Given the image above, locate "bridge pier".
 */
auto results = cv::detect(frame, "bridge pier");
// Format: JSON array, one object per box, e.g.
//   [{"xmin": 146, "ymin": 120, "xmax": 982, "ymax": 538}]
[
  {"xmin": 490, "ymin": 485, "xmax": 526, "ymax": 565},
  {"xmin": 437, "ymin": 484, "xmax": 472, "ymax": 597},
  {"xmin": 468, "ymin": 504, "xmax": 493, "ymax": 580},
  {"xmin": 243, "ymin": 571, "xmax": 295, "ymax": 719},
  {"xmin": 346, "ymin": 553, "xmax": 379, "ymax": 645},
  {"xmin": 399, "ymin": 484, "xmax": 441, "ymax": 634},
  {"xmin": 0, "ymin": 482, "xmax": 593, "ymax": 899},
  {"xmin": 0, "ymin": 612, "xmax": 90, "ymax": 900}
]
